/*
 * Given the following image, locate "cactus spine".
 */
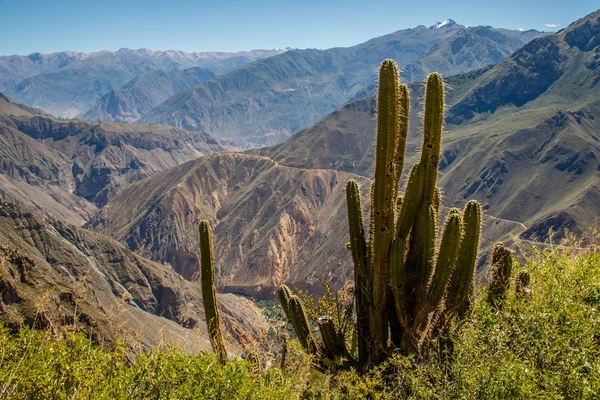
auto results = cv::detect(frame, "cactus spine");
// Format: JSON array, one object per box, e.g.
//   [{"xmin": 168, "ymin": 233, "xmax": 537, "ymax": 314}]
[{"xmin": 199, "ymin": 220, "xmax": 228, "ymax": 365}]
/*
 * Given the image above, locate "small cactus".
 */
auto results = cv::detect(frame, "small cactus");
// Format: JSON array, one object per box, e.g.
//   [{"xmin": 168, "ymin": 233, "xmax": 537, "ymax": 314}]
[
  {"xmin": 487, "ymin": 242, "xmax": 513, "ymax": 309},
  {"xmin": 515, "ymin": 270, "xmax": 532, "ymax": 299}
]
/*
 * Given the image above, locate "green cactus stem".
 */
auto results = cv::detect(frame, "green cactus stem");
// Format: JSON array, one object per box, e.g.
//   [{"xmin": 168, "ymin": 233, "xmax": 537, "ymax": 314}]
[
  {"xmin": 198, "ymin": 220, "xmax": 228, "ymax": 365},
  {"xmin": 345, "ymin": 179, "xmax": 370, "ymax": 368},
  {"xmin": 369, "ymin": 59, "xmax": 402, "ymax": 365},
  {"xmin": 444, "ymin": 200, "xmax": 482, "ymax": 322}
]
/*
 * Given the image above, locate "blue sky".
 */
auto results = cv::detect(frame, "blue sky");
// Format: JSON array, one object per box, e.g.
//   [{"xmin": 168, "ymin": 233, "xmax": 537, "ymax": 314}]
[{"xmin": 1, "ymin": 0, "xmax": 598, "ymax": 56}]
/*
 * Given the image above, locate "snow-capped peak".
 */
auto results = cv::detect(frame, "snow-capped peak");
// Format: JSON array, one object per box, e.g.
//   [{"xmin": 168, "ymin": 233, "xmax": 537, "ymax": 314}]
[{"xmin": 431, "ymin": 19, "xmax": 457, "ymax": 29}]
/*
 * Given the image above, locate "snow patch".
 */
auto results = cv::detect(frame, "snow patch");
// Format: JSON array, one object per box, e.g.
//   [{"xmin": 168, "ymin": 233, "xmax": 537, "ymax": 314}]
[{"xmin": 432, "ymin": 19, "xmax": 456, "ymax": 29}]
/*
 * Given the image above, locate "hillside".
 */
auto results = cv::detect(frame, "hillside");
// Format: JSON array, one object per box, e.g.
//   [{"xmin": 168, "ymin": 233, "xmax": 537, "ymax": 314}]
[
  {"xmin": 401, "ymin": 25, "xmax": 533, "ymax": 82},
  {"xmin": 4, "ymin": 245, "xmax": 597, "ymax": 398},
  {"xmin": 89, "ymin": 10, "xmax": 599, "ymax": 297},
  {"xmin": 81, "ymin": 67, "xmax": 216, "ymax": 123},
  {"xmin": 0, "ymin": 48, "xmax": 283, "ymax": 117},
  {"xmin": 262, "ymin": 9, "xmax": 600, "ymax": 239},
  {"xmin": 0, "ymin": 93, "xmax": 234, "ymax": 224},
  {"xmin": 0, "ymin": 201, "xmax": 267, "ymax": 352},
  {"xmin": 140, "ymin": 23, "xmax": 545, "ymax": 147}
]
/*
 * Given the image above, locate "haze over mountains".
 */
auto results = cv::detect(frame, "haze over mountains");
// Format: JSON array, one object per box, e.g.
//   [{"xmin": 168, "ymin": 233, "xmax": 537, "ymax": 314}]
[
  {"xmin": 138, "ymin": 21, "xmax": 549, "ymax": 147},
  {"xmin": 0, "ymin": 9, "xmax": 598, "ymax": 349},
  {"xmin": 0, "ymin": 21, "xmax": 548, "ymax": 148},
  {"xmin": 81, "ymin": 67, "xmax": 217, "ymax": 123},
  {"xmin": 0, "ymin": 48, "xmax": 283, "ymax": 117}
]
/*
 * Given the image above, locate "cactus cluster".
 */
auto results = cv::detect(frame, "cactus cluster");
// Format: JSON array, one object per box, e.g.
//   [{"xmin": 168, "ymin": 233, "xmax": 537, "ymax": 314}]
[
  {"xmin": 278, "ymin": 60, "xmax": 483, "ymax": 371},
  {"xmin": 196, "ymin": 60, "xmax": 523, "ymax": 373}
]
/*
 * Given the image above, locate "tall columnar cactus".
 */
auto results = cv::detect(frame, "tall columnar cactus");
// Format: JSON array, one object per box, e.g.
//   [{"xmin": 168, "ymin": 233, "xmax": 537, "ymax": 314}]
[
  {"xmin": 199, "ymin": 220, "xmax": 228, "ymax": 365},
  {"xmin": 349, "ymin": 62, "xmax": 484, "ymax": 366},
  {"xmin": 278, "ymin": 60, "xmax": 483, "ymax": 371},
  {"xmin": 487, "ymin": 242, "xmax": 513, "ymax": 309}
]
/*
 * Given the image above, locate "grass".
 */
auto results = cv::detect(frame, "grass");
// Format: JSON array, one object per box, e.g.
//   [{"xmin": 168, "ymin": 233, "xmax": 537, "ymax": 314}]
[{"xmin": 1, "ymin": 244, "xmax": 599, "ymax": 399}]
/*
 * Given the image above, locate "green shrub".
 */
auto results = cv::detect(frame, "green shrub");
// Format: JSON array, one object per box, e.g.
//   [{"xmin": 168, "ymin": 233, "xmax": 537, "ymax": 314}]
[{"xmin": 1, "ymin": 247, "xmax": 599, "ymax": 399}]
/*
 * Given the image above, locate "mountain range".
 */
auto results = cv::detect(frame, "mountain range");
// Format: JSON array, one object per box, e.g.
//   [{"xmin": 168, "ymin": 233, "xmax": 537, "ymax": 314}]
[
  {"xmin": 137, "ymin": 22, "xmax": 549, "ymax": 147},
  {"xmin": 81, "ymin": 67, "xmax": 216, "ymax": 123},
  {"xmin": 0, "ymin": 10, "xmax": 598, "ymax": 350},
  {"xmin": 0, "ymin": 92, "xmax": 235, "ymax": 226},
  {"xmin": 0, "ymin": 48, "xmax": 283, "ymax": 117},
  {"xmin": 87, "ymin": 9, "xmax": 600, "ymax": 298}
]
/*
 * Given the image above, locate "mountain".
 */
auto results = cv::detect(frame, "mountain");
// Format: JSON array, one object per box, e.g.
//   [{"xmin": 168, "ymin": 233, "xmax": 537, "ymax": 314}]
[
  {"xmin": 139, "ymin": 23, "xmax": 547, "ymax": 147},
  {"xmin": 81, "ymin": 67, "xmax": 216, "ymax": 123},
  {"xmin": 0, "ymin": 48, "xmax": 283, "ymax": 117},
  {"xmin": 0, "ymin": 93, "xmax": 234, "ymax": 224},
  {"xmin": 88, "ymin": 10, "xmax": 599, "ymax": 298},
  {"xmin": 0, "ymin": 201, "xmax": 267, "ymax": 352},
  {"xmin": 401, "ymin": 26, "xmax": 540, "ymax": 82}
]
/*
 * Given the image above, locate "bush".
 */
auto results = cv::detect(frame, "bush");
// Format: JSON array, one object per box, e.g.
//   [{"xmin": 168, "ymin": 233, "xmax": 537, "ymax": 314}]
[{"xmin": 1, "ymin": 247, "xmax": 599, "ymax": 399}]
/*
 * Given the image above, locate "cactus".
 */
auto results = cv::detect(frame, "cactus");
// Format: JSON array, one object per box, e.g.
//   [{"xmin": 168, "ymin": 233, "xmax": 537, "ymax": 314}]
[
  {"xmin": 515, "ymin": 270, "xmax": 532, "ymax": 299},
  {"xmin": 487, "ymin": 242, "xmax": 513, "ymax": 309},
  {"xmin": 443, "ymin": 200, "xmax": 482, "ymax": 322},
  {"xmin": 277, "ymin": 60, "xmax": 483, "ymax": 371},
  {"xmin": 198, "ymin": 220, "xmax": 228, "ymax": 365},
  {"xmin": 277, "ymin": 285, "xmax": 320, "ymax": 354}
]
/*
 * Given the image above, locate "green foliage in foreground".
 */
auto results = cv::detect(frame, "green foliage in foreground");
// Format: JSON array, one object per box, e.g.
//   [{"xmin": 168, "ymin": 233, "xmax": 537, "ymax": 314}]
[{"xmin": 1, "ymin": 248, "xmax": 599, "ymax": 399}]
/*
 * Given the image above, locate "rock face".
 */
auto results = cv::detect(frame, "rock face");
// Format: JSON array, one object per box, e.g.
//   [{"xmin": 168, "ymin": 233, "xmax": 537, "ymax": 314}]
[
  {"xmin": 88, "ymin": 153, "xmax": 363, "ymax": 296},
  {"xmin": 89, "ymin": 10, "xmax": 600, "ymax": 297},
  {"xmin": 0, "ymin": 201, "xmax": 267, "ymax": 352},
  {"xmin": 0, "ymin": 93, "xmax": 234, "ymax": 223},
  {"xmin": 82, "ymin": 67, "xmax": 217, "ymax": 123},
  {"xmin": 139, "ymin": 24, "xmax": 545, "ymax": 147},
  {"xmin": 0, "ymin": 48, "xmax": 283, "ymax": 117}
]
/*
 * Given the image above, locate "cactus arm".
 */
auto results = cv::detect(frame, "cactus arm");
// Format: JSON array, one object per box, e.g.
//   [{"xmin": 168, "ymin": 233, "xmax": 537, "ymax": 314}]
[
  {"xmin": 318, "ymin": 316, "xmax": 353, "ymax": 364},
  {"xmin": 288, "ymin": 295, "xmax": 319, "ymax": 354},
  {"xmin": 396, "ymin": 163, "xmax": 425, "ymax": 240},
  {"xmin": 420, "ymin": 73, "xmax": 444, "ymax": 205},
  {"xmin": 487, "ymin": 243, "xmax": 513, "ymax": 309},
  {"xmin": 414, "ymin": 209, "xmax": 462, "ymax": 329},
  {"xmin": 198, "ymin": 220, "xmax": 228, "ymax": 365},
  {"xmin": 346, "ymin": 179, "xmax": 370, "ymax": 369},
  {"xmin": 407, "ymin": 204, "xmax": 437, "ymax": 303},
  {"xmin": 390, "ymin": 237, "xmax": 410, "ymax": 329},
  {"xmin": 369, "ymin": 59, "xmax": 402, "ymax": 364},
  {"xmin": 444, "ymin": 200, "xmax": 482, "ymax": 321},
  {"xmin": 515, "ymin": 270, "xmax": 532, "ymax": 299},
  {"xmin": 393, "ymin": 84, "xmax": 411, "ymax": 201},
  {"xmin": 277, "ymin": 284, "xmax": 294, "ymax": 321}
]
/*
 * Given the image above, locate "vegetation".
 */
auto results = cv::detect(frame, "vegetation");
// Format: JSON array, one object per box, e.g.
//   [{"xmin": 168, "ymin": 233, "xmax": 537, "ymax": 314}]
[
  {"xmin": 277, "ymin": 60, "xmax": 482, "ymax": 371},
  {"xmin": 1, "ymin": 245, "xmax": 599, "ymax": 398}
]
